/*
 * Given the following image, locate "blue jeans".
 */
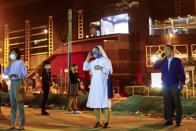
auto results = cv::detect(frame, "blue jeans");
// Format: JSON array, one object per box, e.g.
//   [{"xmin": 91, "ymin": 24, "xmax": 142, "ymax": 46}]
[{"xmin": 9, "ymin": 80, "xmax": 25, "ymax": 126}]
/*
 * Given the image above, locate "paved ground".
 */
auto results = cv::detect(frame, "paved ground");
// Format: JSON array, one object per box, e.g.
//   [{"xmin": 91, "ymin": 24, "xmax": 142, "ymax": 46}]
[{"xmin": 0, "ymin": 107, "xmax": 195, "ymax": 131}]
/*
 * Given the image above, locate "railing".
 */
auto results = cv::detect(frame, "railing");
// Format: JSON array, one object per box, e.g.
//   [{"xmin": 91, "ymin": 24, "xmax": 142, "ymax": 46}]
[
  {"xmin": 124, "ymin": 86, "xmax": 150, "ymax": 96},
  {"xmin": 146, "ymin": 44, "xmax": 188, "ymax": 67},
  {"xmin": 124, "ymin": 85, "xmax": 195, "ymax": 98},
  {"xmin": 191, "ymin": 44, "xmax": 196, "ymax": 60}
]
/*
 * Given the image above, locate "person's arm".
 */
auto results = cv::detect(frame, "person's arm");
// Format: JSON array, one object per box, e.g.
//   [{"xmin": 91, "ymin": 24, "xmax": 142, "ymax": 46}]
[
  {"xmin": 42, "ymin": 69, "xmax": 46, "ymax": 83},
  {"xmin": 178, "ymin": 59, "xmax": 185, "ymax": 89},
  {"xmin": 20, "ymin": 61, "xmax": 28, "ymax": 78},
  {"xmin": 69, "ymin": 71, "xmax": 73, "ymax": 83},
  {"xmin": 49, "ymin": 70, "xmax": 52, "ymax": 86},
  {"xmin": 3, "ymin": 65, "xmax": 11, "ymax": 76},
  {"xmin": 83, "ymin": 53, "xmax": 92, "ymax": 71},
  {"xmin": 76, "ymin": 73, "xmax": 80, "ymax": 82},
  {"xmin": 101, "ymin": 59, "xmax": 113, "ymax": 75},
  {"xmin": 153, "ymin": 59, "xmax": 165, "ymax": 70}
]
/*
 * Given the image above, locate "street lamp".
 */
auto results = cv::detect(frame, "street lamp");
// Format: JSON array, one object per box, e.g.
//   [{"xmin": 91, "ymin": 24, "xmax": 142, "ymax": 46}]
[
  {"xmin": 64, "ymin": 68, "xmax": 68, "ymax": 94},
  {"xmin": 43, "ymin": 29, "xmax": 48, "ymax": 34}
]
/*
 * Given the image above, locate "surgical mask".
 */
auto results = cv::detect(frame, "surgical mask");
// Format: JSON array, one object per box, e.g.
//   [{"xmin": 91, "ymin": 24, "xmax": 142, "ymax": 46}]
[
  {"xmin": 9, "ymin": 54, "xmax": 16, "ymax": 60},
  {"xmin": 92, "ymin": 52, "xmax": 100, "ymax": 58},
  {"xmin": 45, "ymin": 65, "xmax": 51, "ymax": 69}
]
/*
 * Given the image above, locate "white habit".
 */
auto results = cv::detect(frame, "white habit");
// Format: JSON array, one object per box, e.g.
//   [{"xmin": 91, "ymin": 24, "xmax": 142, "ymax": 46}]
[{"xmin": 83, "ymin": 56, "xmax": 113, "ymax": 108}]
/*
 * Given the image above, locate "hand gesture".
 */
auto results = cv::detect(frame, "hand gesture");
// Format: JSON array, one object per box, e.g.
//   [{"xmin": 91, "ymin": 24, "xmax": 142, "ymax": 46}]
[
  {"xmin": 85, "ymin": 52, "xmax": 93, "ymax": 62},
  {"xmin": 94, "ymin": 65, "xmax": 103, "ymax": 70}
]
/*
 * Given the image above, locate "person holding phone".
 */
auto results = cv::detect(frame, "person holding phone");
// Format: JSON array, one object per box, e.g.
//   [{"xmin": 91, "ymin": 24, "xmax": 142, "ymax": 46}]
[
  {"xmin": 83, "ymin": 45, "xmax": 113, "ymax": 128},
  {"xmin": 153, "ymin": 45, "xmax": 185, "ymax": 126}
]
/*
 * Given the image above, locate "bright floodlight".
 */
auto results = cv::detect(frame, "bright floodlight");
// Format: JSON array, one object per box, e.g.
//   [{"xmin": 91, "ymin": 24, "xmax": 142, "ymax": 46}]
[
  {"xmin": 64, "ymin": 69, "xmax": 68, "ymax": 73},
  {"xmin": 101, "ymin": 13, "xmax": 129, "ymax": 35},
  {"xmin": 44, "ymin": 29, "xmax": 48, "ymax": 34},
  {"xmin": 151, "ymin": 55, "xmax": 159, "ymax": 63},
  {"xmin": 2, "ymin": 74, "xmax": 9, "ymax": 80},
  {"xmin": 151, "ymin": 73, "xmax": 162, "ymax": 88},
  {"xmin": 169, "ymin": 33, "xmax": 174, "ymax": 37}
]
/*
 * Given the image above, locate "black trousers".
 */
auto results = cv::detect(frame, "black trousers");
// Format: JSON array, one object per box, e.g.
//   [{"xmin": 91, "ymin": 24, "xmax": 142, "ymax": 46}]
[
  {"xmin": 162, "ymin": 85, "xmax": 182, "ymax": 123},
  {"xmin": 41, "ymin": 87, "xmax": 49, "ymax": 112}
]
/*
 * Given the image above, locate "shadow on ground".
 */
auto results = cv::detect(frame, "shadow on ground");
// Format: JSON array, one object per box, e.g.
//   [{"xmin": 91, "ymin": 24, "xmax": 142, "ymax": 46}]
[
  {"xmin": 0, "ymin": 111, "xmax": 8, "ymax": 124},
  {"xmin": 128, "ymin": 122, "xmax": 170, "ymax": 131}
]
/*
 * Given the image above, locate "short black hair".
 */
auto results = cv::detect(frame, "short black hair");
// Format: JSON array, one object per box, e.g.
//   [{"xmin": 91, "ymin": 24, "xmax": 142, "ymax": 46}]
[
  {"xmin": 9, "ymin": 48, "xmax": 21, "ymax": 60},
  {"xmin": 43, "ymin": 60, "xmax": 50, "ymax": 66},
  {"xmin": 165, "ymin": 45, "xmax": 174, "ymax": 50},
  {"xmin": 94, "ymin": 46, "xmax": 102, "ymax": 54},
  {"xmin": 72, "ymin": 64, "xmax": 77, "ymax": 67}
]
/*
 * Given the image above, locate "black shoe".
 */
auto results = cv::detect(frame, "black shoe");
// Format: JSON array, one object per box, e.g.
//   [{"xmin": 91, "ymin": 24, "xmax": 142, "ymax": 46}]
[
  {"xmin": 18, "ymin": 126, "xmax": 25, "ymax": 130},
  {"xmin": 94, "ymin": 122, "xmax": 102, "ymax": 128},
  {"xmin": 73, "ymin": 107, "xmax": 78, "ymax": 111},
  {"xmin": 67, "ymin": 108, "xmax": 73, "ymax": 111},
  {"xmin": 7, "ymin": 127, "xmax": 15, "ymax": 130},
  {"xmin": 163, "ymin": 121, "xmax": 173, "ymax": 126},
  {"xmin": 176, "ymin": 122, "xmax": 181, "ymax": 126},
  {"xmin": 41, "ymin": 111, "xmax": 49, "ymax": 115},
  {"xmin": 102, "ymin": 122, "xmax": 110, "ymax": 128}
]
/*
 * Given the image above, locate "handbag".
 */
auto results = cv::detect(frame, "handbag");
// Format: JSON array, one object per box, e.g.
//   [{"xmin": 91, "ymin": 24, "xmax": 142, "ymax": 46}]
[{"xmin": 16, "ymin": 78, "xmax": 34, "ymax": 103}]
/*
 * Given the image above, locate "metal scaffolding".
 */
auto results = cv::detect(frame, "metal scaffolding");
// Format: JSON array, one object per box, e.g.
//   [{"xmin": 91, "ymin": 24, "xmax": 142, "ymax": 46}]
[
  {"xmin": 3, "ymin": 25, "xmax": 9, "ymax": 68},
  {"xmin": 77, "ymin": 10, "xmax": 84, "ymax": 39},
  {"xmin": 25, "ymin": 20, "xmax": 31, "ymax": 69},
  {"xmin": 3, "ymin": 16, "xmax": 54, "ymax": 70},
  {"xmin": 48, "ymin": 16, "xmax": 54, "ymax": 56}
]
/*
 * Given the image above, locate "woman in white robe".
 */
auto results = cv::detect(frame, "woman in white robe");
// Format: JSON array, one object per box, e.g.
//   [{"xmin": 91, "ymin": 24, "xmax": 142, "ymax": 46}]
[{"xmin": 83, "ymin": 45, "xmax": 113, "ymax": 128}]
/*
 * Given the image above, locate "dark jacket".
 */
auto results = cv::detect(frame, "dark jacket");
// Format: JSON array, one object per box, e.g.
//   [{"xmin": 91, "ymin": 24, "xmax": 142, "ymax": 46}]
[
  {"xmin": 69, "ymin": 71, "xmax": 79, "ymax": 84},
  {"xmin": 42, "ymin": 68, "xmax": 52, "ymax": 89},
  {"xmin": 153, "ymin": 57, "xmax": 185, "ymax": 88}
]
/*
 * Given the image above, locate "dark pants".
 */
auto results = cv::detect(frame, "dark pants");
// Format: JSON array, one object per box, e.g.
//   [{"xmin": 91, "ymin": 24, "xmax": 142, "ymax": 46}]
[
  {"xmin": 162, "ymin": 85, "xmax": 182, "ymax": 123},
  {"xmin": 41, "ymin": 87, "xmax": 49, "ymax": 112}
]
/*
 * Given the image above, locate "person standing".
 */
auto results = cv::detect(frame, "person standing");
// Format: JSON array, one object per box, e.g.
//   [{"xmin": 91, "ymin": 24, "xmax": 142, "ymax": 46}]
[
  {"xmin": 4, "ymin": 48, "xmax": 27, "ymax": 130},
  {"xmin": 41, "ymin": 61, "xmax": 52, "ymax": 115},
  {"xmin": 67, "ymin": 64, "xmax": 80, "ymax": 112},
  {"xmin": 153, "ymin": 45, "xmax": 185, "ymax": 126},
  {"xmin": 83, "ymin": 45, "xmax": 113, "ymax": 128}
]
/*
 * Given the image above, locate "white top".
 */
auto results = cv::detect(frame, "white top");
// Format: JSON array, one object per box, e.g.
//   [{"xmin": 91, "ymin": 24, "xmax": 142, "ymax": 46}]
[{"xmin": 167, "ymin": 56, "xmax": 174, "ymax": 71}]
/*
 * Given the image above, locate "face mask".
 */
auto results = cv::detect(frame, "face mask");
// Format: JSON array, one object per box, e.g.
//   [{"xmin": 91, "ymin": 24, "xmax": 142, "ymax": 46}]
[
  {"xmin": 92, "ymin": 52, "xmax": 100, "ymax": 58},
  {"xmin": 10, "ymin": 54, "xmax": 16, "ymax": 60},
  {"xmin": 45, "ymin": 65, "xmax": 51, "ymax": 69}
]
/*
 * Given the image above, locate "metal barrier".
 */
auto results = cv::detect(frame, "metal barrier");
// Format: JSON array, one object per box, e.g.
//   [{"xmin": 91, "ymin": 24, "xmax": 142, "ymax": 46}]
[{"xmin": 124, "ymin": 86, "xmax": 149, "ymax": 96}]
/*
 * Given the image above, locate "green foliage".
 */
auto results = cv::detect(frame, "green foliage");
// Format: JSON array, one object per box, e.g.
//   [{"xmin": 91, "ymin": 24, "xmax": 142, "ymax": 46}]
[
  {"xmin": 1, "ymin": 92, "xmax": 196, "ymax": 115},
  {"xmin": 112, "ymin": 95, "xmax": 196, "ymax": 114},
  {"xmin": 112, "ymin": 95, "xmax": 163, "ymax": 113},
  {"xmin": 0, "ymin": 92, "xmax": 88, "ymax": 110}
]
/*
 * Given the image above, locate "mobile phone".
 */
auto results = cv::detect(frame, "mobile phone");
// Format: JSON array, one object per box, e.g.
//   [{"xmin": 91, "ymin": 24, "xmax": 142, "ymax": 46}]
[
  {"xmin": 90, "ymin": 52, "xmax": 94, "ymax": 56},
  {"xmin": 161, "ymin": 53, "xmax": 165, "ymax": 58}
]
